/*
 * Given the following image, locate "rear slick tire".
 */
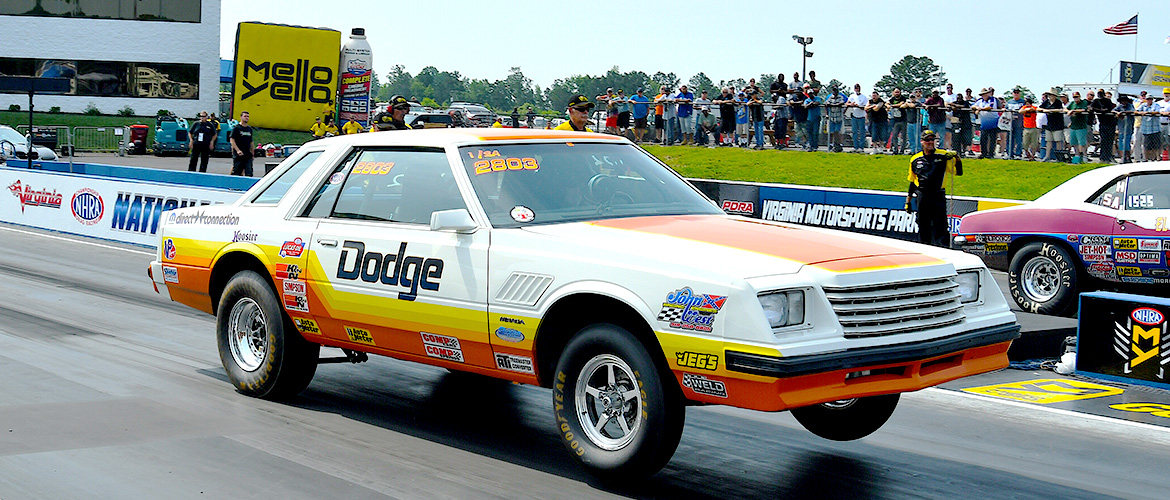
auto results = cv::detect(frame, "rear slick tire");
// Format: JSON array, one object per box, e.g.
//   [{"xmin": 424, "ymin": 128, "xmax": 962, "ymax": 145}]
[
  {"xmin": 552, "ymin": 323, "xmax": 684, "ymax": 481},
  {"xmin": 216, "ymin": 270, "xmax": 319, "ymax": 400}
]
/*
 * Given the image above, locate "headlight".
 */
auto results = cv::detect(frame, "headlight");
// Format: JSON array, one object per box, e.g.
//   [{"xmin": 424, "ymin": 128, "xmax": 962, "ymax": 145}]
[
  {"xmin": 956, "ymin": 270, "xmax": 980, "ymax": 303},
  {"xmin": 759, "ymin": 290, "xmax": 805, "ymax": 328}
]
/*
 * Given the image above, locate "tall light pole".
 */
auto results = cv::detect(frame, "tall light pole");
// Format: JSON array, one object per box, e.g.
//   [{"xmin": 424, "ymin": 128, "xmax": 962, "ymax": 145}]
[{"xmin": 792, "ymin": 35, "xmax": 813, "ymax": 82}]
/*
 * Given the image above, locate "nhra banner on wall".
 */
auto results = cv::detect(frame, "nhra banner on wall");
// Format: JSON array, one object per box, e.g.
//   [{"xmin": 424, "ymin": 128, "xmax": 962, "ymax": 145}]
[
  {"xmin": 232, "ymin": 22, "xmax": 341, "ymax": 130},
  {"xmin": 1078, "ymin": 292, "xmax": 1170, "ymax": 390},
  {"xmin": 0, "ymin": 167, "xmax": 243, "ymax": 247}
]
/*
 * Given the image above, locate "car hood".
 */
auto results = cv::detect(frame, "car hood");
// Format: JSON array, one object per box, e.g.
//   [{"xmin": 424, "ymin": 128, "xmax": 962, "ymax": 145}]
[{"xmin": 519, "ymin": 215, "xmax": 945, "ymax": 279}]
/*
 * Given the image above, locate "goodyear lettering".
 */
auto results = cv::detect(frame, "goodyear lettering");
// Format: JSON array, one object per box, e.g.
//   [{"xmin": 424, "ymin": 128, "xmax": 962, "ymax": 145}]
[
  {"xmin": 241, "ymin": 59, "xmax": 333, "ymax": 103},
  {"xmin": 336, "ymin": 240, "xmax": 443, "ymax": 301},
  {"xmin": 114, "ymin": 193, "xmax": 213, "ymax": 234},
  {"xmin": 676, "ymin": 351, "xmax": 719, "ymax": 371}
]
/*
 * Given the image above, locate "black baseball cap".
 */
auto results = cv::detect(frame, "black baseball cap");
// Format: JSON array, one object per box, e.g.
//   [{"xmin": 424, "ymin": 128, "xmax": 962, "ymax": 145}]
[
  {"xmin": 921, "ymin": 130, "xmax": 938, "ymax": 141},
  {"xmin": 567, "ymin": 95, "xmax": 595, "ymax": 109}
]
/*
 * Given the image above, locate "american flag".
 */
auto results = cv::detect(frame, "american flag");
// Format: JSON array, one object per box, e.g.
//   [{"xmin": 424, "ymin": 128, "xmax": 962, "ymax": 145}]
[{"xmin": 1103, "ymin": 15, "xmax": 1138, "ymax": 36}]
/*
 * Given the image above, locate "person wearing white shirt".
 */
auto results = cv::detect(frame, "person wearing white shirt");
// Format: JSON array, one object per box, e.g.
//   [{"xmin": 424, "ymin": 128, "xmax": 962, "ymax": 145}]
[
  {"xmin": 1158, "ymin": 88, "xmax": 1170, "ymax": 160},
  {"xmin": 942, "ymin": 83, "xmax": 959, "ymax": 148},
  {"xmin": 846, "ymin": 83, "xmax": 869, "ymax": 151}
]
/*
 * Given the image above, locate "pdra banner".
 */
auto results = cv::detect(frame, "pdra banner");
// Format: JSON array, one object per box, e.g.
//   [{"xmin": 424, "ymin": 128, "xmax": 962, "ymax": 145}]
[{"xmin": 232, "ymin": 22, "xmax": 341, "ymax": 130}]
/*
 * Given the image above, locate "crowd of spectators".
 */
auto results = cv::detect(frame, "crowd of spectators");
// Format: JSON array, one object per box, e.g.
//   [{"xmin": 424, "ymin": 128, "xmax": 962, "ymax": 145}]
[{"xmin": 592, "ymin": 74, "xmax": 1170, "ymax": 164}]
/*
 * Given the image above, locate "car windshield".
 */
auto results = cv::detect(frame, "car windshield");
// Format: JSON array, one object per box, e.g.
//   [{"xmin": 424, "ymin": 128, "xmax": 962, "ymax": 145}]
[
  {"xmin": 459, "ymin": 142, "xmax": 721, "ymax": 228},
  {"xmin": 0, "ymin": 127, "xmax": 27, "ymax": 145},
  {"xmin": 463, "ymin": 105, "xmax": 490, "ymax": 114}
]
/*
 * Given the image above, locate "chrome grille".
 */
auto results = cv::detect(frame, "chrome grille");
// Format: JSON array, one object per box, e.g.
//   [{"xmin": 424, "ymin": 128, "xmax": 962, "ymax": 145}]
[{"xmin": 823, "ymin": 277, "xmax": 965, "ymax": 338}]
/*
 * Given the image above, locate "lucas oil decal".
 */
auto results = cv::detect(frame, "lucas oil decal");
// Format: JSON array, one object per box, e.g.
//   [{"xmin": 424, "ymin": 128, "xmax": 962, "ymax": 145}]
[
  {"xmin": 656, "ymin": 287, "xmax": 727, "ymax": 332},
  {"xmin": 336, "ymin": 241, "xmax": 444, "ymax": 301},
  {"xmin": 421, "ymin": 332, "xmax": 463, "ymax": 362},
  {"xmin": 280, "ymin": 238, "xmax": 306, "ymax": 258}
]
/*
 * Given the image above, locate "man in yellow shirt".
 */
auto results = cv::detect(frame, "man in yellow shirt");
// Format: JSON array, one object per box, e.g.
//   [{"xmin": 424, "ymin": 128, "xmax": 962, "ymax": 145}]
[
  {"xmin": 554, "ymin": 95, "xmax": 595, "ymax": 132},
  {"xmin": 342, "ymin": 119, "xmax": 364, "ymax": 135},
  {"xmin": 310, "ymin": 117, "xmax": 327, "ymax": 139},
  {"xmin": 322, "ymin": 99, "xmax": 335, "ymax": 123}
]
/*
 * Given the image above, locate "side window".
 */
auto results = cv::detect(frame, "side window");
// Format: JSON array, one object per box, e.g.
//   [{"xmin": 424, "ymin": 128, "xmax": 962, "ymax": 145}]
[
  {"xmin": 1124, "ymin": 173, "xmax": 1170, "ymax": 210},
  {"xmin": 306, "ymin": 148, "xmax": 465, "ymax": 224},
  {"xmin": 251, "ymin": 151, "xmax": 323, "ymax": 204},
  {"xmin": 1089, "ymin": 177, "xmax": 1126, "ymax": 210}
]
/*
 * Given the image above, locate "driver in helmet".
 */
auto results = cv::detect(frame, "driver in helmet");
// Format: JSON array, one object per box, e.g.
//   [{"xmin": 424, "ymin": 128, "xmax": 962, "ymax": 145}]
[{"xmin": 372, "ymin": 96, "xmax": 412, "ymax": 131}]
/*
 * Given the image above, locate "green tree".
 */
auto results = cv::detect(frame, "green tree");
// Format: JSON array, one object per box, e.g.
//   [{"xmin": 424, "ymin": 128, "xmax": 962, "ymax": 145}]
[
  {"xmin": 651, "ymin": 71, "xmax": 680, "ymax": 92},
  {"xmin": 874, "ymin": 55, "xmax": 947, "ymax": 96},
  {"xmin": 379, "ymin": 65, "xmax": 413, "ymax": 101},
  {"xmin": 689, "ymin": 72, "xmax": 715, "ymax": 94},
  {"xmin": 1009, "ymin": 85, "xmax": 1036, "ymax": 102}
]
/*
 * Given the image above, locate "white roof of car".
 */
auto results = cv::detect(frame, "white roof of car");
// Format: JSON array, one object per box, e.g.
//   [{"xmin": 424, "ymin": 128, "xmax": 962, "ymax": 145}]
[
  {"xmin": 304, "ymin": 127, "xmax": 625, "ymax": 149},
  {"xmin": 1035, "ymin": 161, "xmax": 1170, "ymax": 204}
]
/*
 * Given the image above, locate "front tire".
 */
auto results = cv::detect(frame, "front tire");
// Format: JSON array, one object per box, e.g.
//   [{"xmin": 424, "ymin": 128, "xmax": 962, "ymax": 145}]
[
  {"xmin": 1008, "ymin": 242, "xmax": 1080, "ymax": 316},
  {"xmin": 552, "ymin": 323, "xmax": 684, "ymax": 480},
  {"xmin": 791, "ymin": 394, "xmax": 900, "ymax": 441},
  {"xmin": 216, "ymin": 270, "xmax": 319, "ymax": 399}
]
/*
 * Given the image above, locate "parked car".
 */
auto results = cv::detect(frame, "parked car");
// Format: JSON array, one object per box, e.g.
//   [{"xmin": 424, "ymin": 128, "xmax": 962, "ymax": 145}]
[
  {"xmin": 0, "ymin": 125, "xmax": 58, "ymax": 161},
  {"xmin": 149, "ymin": 128, "xmax": 1018, "ymax": 480},
  {"xmin": 956, "ymin": 163, "xmax": 1170, "ymax": 316},
  {"xmin": 448, "ymin": 102, "xmax": 496, "ymax": 127},
  {"xmin": 408, "ymin": 112, "xmax": 453, "ymax": 129}
]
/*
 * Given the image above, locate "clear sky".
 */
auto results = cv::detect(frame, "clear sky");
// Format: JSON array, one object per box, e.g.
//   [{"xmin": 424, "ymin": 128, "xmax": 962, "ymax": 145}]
[{"xmin": 221, "ymin": 0, "xmax": 1170, "ymax": 97}]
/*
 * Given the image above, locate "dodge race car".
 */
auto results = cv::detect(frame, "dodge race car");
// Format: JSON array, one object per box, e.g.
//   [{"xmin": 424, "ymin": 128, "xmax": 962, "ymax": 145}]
[
  {"xmin": 149, "ymin": 128, "xmax": 1019, "ymax": 479},
  {"xmin": 957, "ymin": 163, "xmax": 1170, "ymax": 316}
]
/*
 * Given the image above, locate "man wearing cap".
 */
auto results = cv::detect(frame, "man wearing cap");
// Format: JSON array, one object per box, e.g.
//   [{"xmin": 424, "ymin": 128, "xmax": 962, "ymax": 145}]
[
  {"xmin": 846, "ymin": 84, "xmax": 868, "ymax": 152},
  {"xmin": 1158, "ymin": 88, "xmax": 1170, "ymax": 160},
  {"xmin": 1020, "ymin": 97, "xmax": 1040, "ymax": 161},
  {"xmin": 1006, "ymin": 89, "xmax": 1026, "ymax": 159},
  {"xmin": 1115, "ymin": 95, "xmax": 1136, "ymax": 163},
  {"xmin": 905, "ymin": 129, "xmax": 962, "ymax": 248},
  {"xmin": 675, "ymin": 85, "xmax": 696, "ymax": 145},
  {"xmin": 973, "ymin": 88, "xmax": 1000, "ymax": 159},
  {"xmin": 372, "ymin": 96, "xmax": 412, "ymax": 131},
  {"xmin": 697, "ymin": 106, "xmax": 717, "ymax": 146},
  {"xmin": 629, "ymin": 88, "xmax": 651, "ymax": 143},
  {"xmin": 188, "ymin": 111, "xmax": 217, "ymax": 172},
  {"xmin": 555, "ymin": 95, "xmax": 595, "ymax": 132},
  {"xmin": 1040, "ymin": 90, "xmax": 1065, "ymax": 161},
  {"xmin": 803, "ymin": 86, "xmax": 823, "ymax": 151},
  {"xmin": 1066, "ymin": 92, "xmax": 1091, "ymax": 162},
  {"xmin": 1137, "ymin": 94, "xmax": 1162, "ymax": 161}
]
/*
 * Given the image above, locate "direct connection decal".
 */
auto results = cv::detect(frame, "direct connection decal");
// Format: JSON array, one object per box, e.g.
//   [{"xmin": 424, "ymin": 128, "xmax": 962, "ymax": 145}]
[
  {"xmin": 962, "ymin": 379, "xmax": 1123, "ymax": 404},
  {"xmin": 657, "ymin": 287, "xmax": 727, "ymax": 332}
]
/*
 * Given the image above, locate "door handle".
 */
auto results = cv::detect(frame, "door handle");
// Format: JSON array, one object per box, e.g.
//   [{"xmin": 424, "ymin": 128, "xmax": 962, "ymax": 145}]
[{"xmin": 316, "ymin": 238, "xmax": 337, "ymax": 247}]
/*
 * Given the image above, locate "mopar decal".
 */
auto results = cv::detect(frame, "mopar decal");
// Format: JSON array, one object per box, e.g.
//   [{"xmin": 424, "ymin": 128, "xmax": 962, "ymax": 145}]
[
  {"xmin": 657, "ymin": 287, "xmax": 727, "ymax": 332},
  {"xmin": 682, "ymin": 372, "xmax": 728, "ymax": 398},
  {"xmin": 676, "ymin": 351, "xmax": 719, "ymax": 371},
  {"xmin": 336, "ymin": 241, "xmax": 443, "ymax": 301}
]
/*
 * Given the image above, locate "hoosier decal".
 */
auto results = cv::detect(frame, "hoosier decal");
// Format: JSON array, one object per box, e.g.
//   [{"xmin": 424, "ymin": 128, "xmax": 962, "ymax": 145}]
[{"xmin": 657, "ymin": 287, "xmax": 727, "ymax": 332}]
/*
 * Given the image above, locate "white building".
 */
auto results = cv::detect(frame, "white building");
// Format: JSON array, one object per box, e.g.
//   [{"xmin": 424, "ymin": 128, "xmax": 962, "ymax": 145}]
[{"xmin": 1, "ymin": 0, "xmax": 220, "ymax": 118}]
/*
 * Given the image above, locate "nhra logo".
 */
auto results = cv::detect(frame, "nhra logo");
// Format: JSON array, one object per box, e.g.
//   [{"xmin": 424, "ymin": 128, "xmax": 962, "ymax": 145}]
[
  {"xmin": 71, "ymin": 188, "xmax": 104, "ymax": 225},
  {"xmin": 280, "ymin": 238, "xmax": 306, "ymax": 258},
  {"xmin": 7, "ymin": 180, "xmax": 62, "ymax": 213},
  {"xmin": 721, "ymin": 200, "xmax": 755, "ymax": 214},
  {"xmin": 682, "ymin": 372, "xmax": 728, "ymax": 398},
  {"xmin": 336, "ymin": 240, "xmax": 444, "ymax": 301},
  {"xmin": 163, "ymin": 238, "xmax": 176, "ymax": 260},
  {"xmin": 656, "ymin": 287, "xmax": 727, "ymax": 333},
  {"xmin": 1114, "ymin": 307, "xmax": 1169, "ymax": 379},
  {"xmin": 240, "ymin": 59, "xmax": 334, "ymax": 103}
]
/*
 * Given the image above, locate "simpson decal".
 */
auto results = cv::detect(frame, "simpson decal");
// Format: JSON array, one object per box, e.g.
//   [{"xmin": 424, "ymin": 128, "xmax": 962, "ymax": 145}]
[
  {"xmin": 657, "ymin": 287, "xmax": 727, "ymax": 332},
  {"xmin": 283, "ymin": 279, "xmax": 306, "ymax": 296},
  {"xmin": 682, "ymin": 372, "xmax": 728, "ymax": 398},
  {"xmin": 494, "ymin": 353, "xmax": 535, "ymax": 373}
]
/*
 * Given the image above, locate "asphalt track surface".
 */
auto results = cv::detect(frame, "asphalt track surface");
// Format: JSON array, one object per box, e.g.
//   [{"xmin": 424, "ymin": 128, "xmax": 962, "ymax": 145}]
[{"xmin": 2, "ymin": 223, "xmax": 1169, "ymax": 499}]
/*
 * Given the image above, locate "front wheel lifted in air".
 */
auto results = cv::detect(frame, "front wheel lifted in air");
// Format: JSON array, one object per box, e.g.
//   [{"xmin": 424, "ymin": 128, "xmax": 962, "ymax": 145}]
[{"xmin": 790, "ymin": 394, "xmax": 900, "ymax": 441}]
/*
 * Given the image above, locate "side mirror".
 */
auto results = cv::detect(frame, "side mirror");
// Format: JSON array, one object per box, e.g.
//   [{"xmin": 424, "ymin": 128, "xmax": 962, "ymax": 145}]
[{"xmin": 430, "ymin": 209, "xmax": 478, "ymax": 233}]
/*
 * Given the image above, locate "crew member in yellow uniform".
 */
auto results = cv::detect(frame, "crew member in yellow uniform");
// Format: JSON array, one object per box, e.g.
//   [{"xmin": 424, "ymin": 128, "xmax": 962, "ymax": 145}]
[
  {"xmin": 342, "ymin": 118, "xmax": 365, "ymax": 135},
  {"xmin": 905, "ymin": 129, "xmax": 962, "ymax": 247},
  {"xmin": 309, "ymin": 117, "xmax": 327, "ymax": 139},
  {"xmin": 555, "ymin": 95, "xmax": 595, "ymax": 132},
  {"xmin": 372, "ymin": 95, "xmax": 412, "ymax": 131},
  {"xmin": 322, "ymin": 99, "xmax": 335, "ymax": 123}
]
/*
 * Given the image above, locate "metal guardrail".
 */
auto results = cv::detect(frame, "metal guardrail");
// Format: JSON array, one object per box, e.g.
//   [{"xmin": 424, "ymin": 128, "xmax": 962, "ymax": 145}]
[{"xmin": 72, "ymin": 126, "xmax": 128, "ymax": 154}]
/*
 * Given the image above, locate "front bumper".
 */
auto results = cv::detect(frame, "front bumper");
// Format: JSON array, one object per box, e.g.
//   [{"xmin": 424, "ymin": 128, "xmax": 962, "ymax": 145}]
[{"xmin": 726, "ymin": 323, "xmax": 1020, "ymax": 378}]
